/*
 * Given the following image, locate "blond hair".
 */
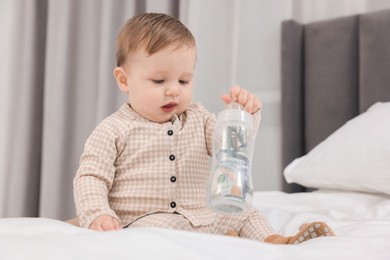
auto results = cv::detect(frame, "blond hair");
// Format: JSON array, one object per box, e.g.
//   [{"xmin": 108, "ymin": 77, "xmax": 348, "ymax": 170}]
[{"xmin": 116, "ymin": 13, "xmax": 196, "ymax": 66}]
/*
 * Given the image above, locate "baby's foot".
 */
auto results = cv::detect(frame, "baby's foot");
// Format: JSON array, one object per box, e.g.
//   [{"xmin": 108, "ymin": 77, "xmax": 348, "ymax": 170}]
[
  {"xmin": 225, "ymin": 229, "xmax": 239, "ymax": 237},
  {"xmin": 289, "ymin": 221, "xmax": 335, "ymax": 244}
]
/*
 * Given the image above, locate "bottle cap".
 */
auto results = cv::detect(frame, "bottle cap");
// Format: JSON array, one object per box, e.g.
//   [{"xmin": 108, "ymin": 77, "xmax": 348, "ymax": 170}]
[{"xmin": 216, "ymin": 102, "xmax": 254, "ymax": 130}]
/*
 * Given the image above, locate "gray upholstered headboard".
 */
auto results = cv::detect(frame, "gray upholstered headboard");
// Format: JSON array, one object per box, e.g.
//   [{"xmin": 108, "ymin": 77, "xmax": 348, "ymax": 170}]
[{"xmin": 281, "ymin": 9, "xmax": 390, "ymax": 192}]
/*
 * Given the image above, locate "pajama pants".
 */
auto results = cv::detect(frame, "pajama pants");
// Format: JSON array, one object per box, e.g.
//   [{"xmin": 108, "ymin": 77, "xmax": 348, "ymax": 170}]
[{"xmin": 127, "ymin": 208, "xmax": 275, "ymax": 242}]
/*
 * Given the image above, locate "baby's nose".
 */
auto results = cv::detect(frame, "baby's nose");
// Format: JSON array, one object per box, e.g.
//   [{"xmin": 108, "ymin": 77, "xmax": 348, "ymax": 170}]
[{"xmin": 165, "ymin": 84, "xmax": 180, "ymax": 96}]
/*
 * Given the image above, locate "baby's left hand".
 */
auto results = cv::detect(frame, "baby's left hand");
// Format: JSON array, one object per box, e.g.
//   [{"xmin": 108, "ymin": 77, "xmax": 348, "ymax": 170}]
[{"xmin": 221, "ymin": 85, "xmax": 262, "ymax": 114}]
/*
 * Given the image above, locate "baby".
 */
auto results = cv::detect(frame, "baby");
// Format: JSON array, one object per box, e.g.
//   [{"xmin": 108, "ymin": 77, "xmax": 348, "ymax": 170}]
[{"xmin": 70, "ymin": 12, "xmax": 335, "ymax": 244}]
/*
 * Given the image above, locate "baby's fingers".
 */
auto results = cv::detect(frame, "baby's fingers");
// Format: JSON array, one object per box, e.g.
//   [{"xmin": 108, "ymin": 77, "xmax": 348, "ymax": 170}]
[
  {"xmin": 237, "ymin": 89, "xmax": 248, "ymax": 106},
  {"xmin": 244, "ymin": 94, "xmax": 255, "ymax": 113},
  {"xmin": 113, "ymin": 218, "xmax": 122, "ymax": 230},
  {"xmin": 229, "ymin": 85, "xmax": 241, "ymax": 101},
  {"xmin": 102, "ymin": 217, "xmax": 122, "ymax": 231},
  {"xmin": 221, "ymin": 94, "xmax": 233, "ymax": 104}
]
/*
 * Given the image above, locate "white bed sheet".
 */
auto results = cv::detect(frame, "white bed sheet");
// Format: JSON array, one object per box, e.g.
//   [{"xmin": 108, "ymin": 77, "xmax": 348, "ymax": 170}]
[{"xmin": 1, "ymin": 190, "xmax": 390, "ymax": 260}]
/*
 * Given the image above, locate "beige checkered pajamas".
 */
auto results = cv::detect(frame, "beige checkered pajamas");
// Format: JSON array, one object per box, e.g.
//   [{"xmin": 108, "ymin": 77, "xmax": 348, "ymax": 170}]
[{"xmin": 73, "ymin": 103, "xmax": 274, "ymax": 241}]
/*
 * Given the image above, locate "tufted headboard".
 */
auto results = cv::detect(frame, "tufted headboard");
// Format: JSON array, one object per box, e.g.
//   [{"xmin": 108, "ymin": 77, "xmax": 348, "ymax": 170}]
[{"xmin": 281, "ymin": 9, "xmax": 390, "ymax": 192}]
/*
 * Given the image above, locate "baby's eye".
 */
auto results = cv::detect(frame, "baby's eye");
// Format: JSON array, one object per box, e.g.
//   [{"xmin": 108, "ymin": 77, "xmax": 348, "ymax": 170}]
[
  {"xmin": 152, "ymin": 79, "xmax": 165, "ymax": 84},
  {"xmin": 179, "ymin": 80, "xmax": 190, "ymax": 85}
]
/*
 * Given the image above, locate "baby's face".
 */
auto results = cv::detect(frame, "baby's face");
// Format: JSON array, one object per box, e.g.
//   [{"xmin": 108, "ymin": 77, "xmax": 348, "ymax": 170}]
[{"xmin": 123, "ymin": 45, "xmax": 196, "ymax": 123}]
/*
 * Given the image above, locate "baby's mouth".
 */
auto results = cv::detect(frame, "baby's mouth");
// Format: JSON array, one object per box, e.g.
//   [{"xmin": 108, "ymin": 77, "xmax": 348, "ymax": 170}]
[
  {"xmin": 162, "ymin": 102, "xmax": 177, "ymax": 108},
  {"xmin": 161, "ymin": 102, "xmax": 177, "ymax": 112}
]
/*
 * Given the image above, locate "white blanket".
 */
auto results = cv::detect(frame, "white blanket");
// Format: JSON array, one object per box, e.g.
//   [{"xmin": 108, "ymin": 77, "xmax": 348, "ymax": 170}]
[{"xmin": 1, "ymin": 190, "xmax": 390, "ymax": 260}]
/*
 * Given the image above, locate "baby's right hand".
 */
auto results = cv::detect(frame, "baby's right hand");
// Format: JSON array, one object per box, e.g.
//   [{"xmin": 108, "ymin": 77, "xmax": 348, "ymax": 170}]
[{"xmin": 89, "ymin": 214, "xmax": 122, "ymax": 231}]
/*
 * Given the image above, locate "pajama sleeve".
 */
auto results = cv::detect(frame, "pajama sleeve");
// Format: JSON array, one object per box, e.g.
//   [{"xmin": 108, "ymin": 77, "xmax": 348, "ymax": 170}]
[
  {"xmin": 200, "ymin": 105, "xmax": 216, "ymax": 157},
  {"xmin": 73, "ymin": 118, "xmax": 124, "ymax": 228}
]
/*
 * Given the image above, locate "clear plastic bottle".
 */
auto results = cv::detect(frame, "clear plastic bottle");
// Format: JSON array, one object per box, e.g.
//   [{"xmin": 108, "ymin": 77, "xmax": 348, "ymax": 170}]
[{"xmin": 207, "ymin": 102, "xmax": 255, "ymax": 214}]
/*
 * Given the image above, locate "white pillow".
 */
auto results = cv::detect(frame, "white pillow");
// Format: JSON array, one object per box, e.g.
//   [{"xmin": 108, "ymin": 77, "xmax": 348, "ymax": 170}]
[{"xmin": 284, "ymin": 102, "xmax": 390, "ymax": 195}]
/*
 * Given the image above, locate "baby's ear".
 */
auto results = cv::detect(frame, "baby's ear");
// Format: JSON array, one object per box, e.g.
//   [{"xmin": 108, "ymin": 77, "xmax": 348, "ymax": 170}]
[{"xmin": 113, "ymin": 67, "xmax": 128, "ymax": 93}]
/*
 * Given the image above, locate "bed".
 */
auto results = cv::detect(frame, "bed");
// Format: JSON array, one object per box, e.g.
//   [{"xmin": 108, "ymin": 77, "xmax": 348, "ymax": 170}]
[
  {"xmin": 1, "ymin": 9, "xmax": 390, "ymax": 260},
  {"xmin": 1, "ymin": 190, "xmax": 390, "ymax": 259}
]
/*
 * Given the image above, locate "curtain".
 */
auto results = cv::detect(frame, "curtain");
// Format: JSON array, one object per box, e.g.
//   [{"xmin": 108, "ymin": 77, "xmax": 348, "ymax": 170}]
[
  {"xmin": 292, "ymin": 0, "xmax": 390, "ymax": 23},
  {"xmin": 0, "ymin": 0, "xmax": 15, "ymax": 217},
  {"xmin": 182, "ymin": 0, "xmax": 292, "ymax": 192},
  {"xmin": 1, "ymin": 0, "xmax": 49, "ymax": 218},
  {"xmin": 1, "ymin": 0, "xmax": 390, "ymax": 221},
  {"xmin": 0, "ymin": 0, "xmax": 180, "ymax": 221}
]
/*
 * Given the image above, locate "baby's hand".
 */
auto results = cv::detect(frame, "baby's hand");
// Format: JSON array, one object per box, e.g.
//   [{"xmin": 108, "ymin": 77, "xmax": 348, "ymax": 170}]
[
  {"xmin": 89, "ymin": 214, "xmax": 122, "ymax": 231},
  {"xmin": 221, "ymin": 85, "xmax": 262, "ymax": 114}
]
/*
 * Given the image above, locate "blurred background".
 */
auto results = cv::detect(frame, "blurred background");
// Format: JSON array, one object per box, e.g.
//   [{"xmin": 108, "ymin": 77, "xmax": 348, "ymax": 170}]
[{"xmin": 0, "ymin": 0, "xmax": 389, "ymax": 221}]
